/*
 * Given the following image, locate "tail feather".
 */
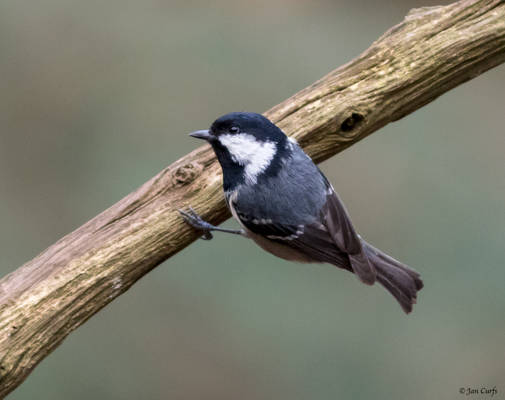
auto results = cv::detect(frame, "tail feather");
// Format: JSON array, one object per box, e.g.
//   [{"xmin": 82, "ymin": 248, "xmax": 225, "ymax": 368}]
[{"xmin": 362, "ymin": 241, "xmax": 423, "ymax": 314}]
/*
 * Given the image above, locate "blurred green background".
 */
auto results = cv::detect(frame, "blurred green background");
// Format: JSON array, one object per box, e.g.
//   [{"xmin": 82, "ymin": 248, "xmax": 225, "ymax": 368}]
[{"xmin": 1, "ymin": 0, "xmax": 504, "ymax": 399}]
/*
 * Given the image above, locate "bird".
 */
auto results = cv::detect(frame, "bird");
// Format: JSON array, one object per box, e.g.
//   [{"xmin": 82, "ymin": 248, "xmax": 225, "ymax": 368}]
[{"xmin": 179, "ymin": 112, "xmax": 423, "ymax": 313}]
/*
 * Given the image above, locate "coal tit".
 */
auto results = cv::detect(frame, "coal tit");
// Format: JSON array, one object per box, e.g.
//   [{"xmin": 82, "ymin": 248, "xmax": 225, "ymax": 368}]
[{"xmin": 180, "ymin": 112, "xmax": 423, "ymax": 313}]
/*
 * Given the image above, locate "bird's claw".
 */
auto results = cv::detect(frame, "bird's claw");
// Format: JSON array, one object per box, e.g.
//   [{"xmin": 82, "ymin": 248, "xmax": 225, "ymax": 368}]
[{"xmin": 178, "ymin": 207, "xmax": 214, "ymax": 240}]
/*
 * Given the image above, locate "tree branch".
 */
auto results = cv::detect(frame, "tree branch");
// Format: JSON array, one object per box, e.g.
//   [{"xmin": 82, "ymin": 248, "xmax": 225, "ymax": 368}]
[{"xmin": 1, "ymin": 0, "xmax": 504, "ymax": 396}]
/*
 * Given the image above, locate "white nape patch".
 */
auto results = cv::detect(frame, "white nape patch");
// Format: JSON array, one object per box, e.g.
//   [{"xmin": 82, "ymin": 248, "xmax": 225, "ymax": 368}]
[
  {"xmin": 287, "ymin": 136, "xmax": 298, "ymax": 152},
  {"xmin": 219, "ymin": 133, "xmax": 276, "ymax": 184}
]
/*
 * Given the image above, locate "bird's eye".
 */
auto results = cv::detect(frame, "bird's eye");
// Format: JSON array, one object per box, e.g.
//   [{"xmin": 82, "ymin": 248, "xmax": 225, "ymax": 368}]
[{"xmin": 230, "ymin": 126, "xmax": 240, "ymax": 134}]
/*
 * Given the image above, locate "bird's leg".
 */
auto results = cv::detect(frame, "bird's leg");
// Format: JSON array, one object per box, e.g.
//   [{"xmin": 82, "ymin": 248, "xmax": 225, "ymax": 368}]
[{"xmin": 178, "ymin": 207, "xmax": 245, "ymax": 240}]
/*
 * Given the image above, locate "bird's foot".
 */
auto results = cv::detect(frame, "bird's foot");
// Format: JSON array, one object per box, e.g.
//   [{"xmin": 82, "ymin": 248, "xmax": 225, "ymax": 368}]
[{"xmin": 178, "ymin": 207, "xmax": 214, "ymax": 240}]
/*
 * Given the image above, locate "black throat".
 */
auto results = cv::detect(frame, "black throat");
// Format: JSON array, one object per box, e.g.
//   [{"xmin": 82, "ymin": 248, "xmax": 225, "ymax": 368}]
[{"xmin": 210, "ymin": 140, "xmax": 245, "ymax": 192}]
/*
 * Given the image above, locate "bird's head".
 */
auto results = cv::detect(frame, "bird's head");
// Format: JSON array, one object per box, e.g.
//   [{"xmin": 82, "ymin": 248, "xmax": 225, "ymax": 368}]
[{"xmin": 189, "ymin": 112, "xmax": 291, "ymax": 188}]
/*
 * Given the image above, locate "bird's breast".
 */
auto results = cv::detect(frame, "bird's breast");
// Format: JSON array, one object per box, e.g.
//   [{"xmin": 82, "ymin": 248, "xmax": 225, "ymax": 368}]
[{"xmin": 224, "ymin": 188, "xmax": 247, "ymax": 231}]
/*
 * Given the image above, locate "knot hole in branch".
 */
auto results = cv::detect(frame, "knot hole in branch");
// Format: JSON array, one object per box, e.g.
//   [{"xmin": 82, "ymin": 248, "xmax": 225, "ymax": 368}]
[
  {"xmin": 171, "ymin": 162, "xmax": 204, "ymax": 187},
  {"xmin": 340, "ymin": 112, "xmax": 364, "ymax": 137}
]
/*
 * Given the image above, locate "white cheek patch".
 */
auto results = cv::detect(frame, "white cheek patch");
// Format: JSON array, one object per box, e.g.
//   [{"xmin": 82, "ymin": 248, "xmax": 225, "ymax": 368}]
[{"xmin": 219, "ymin": 133, "xmax": 276, "ymax": 183}]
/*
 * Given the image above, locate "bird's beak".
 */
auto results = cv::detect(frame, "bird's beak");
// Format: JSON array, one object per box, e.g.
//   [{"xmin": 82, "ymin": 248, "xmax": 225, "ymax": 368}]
[{"xmin": 189, "ymin": 129, "xmax": 213, "ymax": 141}]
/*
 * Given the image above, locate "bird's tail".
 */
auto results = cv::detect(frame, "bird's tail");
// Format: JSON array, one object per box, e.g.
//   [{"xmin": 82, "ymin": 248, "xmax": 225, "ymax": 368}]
[{"xmin": 362, "ymin": 241, "xmax": 423, "ymax": 314}]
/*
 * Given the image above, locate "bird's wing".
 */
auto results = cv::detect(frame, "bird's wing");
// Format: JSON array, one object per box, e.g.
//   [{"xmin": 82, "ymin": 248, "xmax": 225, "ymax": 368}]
[
  {"xmin": 319, "ymin": 177, "xmax": 376, "ymax": 284},
  {"xmin": 236, "ymin": 210, "xmax": 352, "ymax": 270},
  {"xmin": 233, "ymin": 175, "xmax": 377, "ymax": 284}
]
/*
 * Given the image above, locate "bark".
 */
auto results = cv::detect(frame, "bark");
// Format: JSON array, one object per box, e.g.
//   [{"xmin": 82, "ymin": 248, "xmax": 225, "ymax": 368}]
[{"xmin": 1, "ymin": 0, "xmax": 505, "ymax": 396}]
